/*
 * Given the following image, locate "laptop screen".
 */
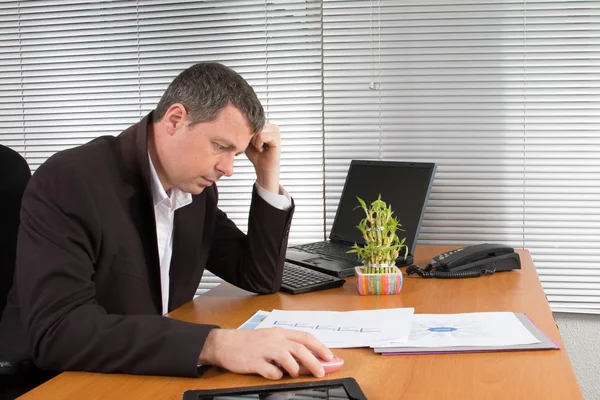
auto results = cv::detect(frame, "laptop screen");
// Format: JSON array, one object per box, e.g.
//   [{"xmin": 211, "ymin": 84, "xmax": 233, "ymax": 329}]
[{"xmin": 329, "ymin": 160, "xmax": 436, "ymax": 256}]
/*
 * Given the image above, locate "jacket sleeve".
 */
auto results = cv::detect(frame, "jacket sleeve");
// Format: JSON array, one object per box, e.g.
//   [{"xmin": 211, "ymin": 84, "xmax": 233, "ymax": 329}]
[
  {"xmin": 16, "ymin": 160, "xmax": 216, "ymax": 377},
  {"xmin": 206, "ymin": 186, "xmax": 294, "ymax": 294}
]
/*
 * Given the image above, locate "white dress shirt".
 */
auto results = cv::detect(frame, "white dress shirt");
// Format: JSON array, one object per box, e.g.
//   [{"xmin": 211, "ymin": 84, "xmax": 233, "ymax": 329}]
[{"xmin": 148, "ymin": 154, "xmax": 291, "ymax": 314}]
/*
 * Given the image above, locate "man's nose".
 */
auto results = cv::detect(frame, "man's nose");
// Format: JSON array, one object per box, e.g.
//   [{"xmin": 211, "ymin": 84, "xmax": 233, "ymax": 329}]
[{"xmin": 216, "ymin": 153, "xmax": 234, "ymax": 177}]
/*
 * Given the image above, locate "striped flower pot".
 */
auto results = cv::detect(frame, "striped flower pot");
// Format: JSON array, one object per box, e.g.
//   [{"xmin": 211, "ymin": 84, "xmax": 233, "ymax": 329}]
[{"xmin": 355, "ymin": 265, "xmax": 403, "ymax": 295}]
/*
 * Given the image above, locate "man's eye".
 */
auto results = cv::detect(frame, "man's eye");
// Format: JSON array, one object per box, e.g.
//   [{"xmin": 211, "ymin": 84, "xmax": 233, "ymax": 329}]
[{"xmin": 214, "ymin": 143, "xmax": 226, "ymax": 151}]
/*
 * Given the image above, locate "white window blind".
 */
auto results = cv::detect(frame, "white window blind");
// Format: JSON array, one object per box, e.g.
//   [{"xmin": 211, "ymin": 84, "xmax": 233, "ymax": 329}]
[
  {"xmin": 0, "ymin": 0, "xmax": 324, "ymax": 295},
  {"xmin": 2, "ymin": 1, "xmax": 599, "ymax": 312},
  {"xmin": 522, "ymin": 1, "xmax": 600, "ymax": 313},
  {"xmin": 322, "ymin": 0, "xmax": 600, "ymax": 313},
  {"xmin": 1, "ymin": 1, "xmax": 143, "ymax": 169},
  {"xmin": 323, "ymin": 0, "xmax": 529, "ymax": 245}
]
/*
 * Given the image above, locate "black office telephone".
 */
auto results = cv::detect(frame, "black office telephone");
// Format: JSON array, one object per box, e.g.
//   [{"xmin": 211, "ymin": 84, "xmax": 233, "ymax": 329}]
[{"xmin": 406, "ymin": 243, "xmax": 521, "ymax": 279}]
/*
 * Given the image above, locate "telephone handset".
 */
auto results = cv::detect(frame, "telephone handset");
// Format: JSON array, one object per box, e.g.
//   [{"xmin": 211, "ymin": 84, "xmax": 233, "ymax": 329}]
[{"xmin": 406, "ymin": 243, "xmax": 521, "ymax": 279}]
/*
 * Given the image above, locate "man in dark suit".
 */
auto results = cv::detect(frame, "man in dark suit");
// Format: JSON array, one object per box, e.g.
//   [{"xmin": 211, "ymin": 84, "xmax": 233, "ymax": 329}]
[{"xmin": 0, "ymin": 62, "xmax": 332, "ymax": 381}]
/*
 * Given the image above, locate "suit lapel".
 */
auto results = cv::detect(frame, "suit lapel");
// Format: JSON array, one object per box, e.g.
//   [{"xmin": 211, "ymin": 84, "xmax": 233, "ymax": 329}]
[
  {"xmin": 118, "ymin": 112, "xmax": 163, "ymax": 314},
  {"xmin": 126, "ymin": 188, "xmax": 162, "ymax": 313}
]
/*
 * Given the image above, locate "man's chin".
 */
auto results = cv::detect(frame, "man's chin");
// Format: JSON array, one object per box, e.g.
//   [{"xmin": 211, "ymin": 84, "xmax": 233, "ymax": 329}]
[
  {"xmin": 190, "ymin": 186, "xmax": 206, "ymax": 195},
  {"xmin": 186, "ymin": 178, "xmax": 216, "ymax": 195},
  {"xmin": 179, "ymin": 183, "xmax": 205, "ymax": 195}
]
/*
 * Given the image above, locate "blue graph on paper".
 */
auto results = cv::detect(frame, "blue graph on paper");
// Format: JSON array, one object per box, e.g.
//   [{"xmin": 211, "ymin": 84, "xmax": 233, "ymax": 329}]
[
  {"xmin": 237, "ymin": 311, "xmax": 384, "ymax": 333},
  {"xmin": 409, "ymin": 318, "xmax": 491, "ymax": 341},
  {"xmin": 272, "ymin": 320, "xmax": 383, "ymax": 333}
]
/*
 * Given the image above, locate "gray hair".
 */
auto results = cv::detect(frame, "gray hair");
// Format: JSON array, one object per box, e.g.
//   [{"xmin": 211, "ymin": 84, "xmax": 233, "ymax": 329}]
[{"xmin": 154, "ymin": 62, "xmax": 265, "ymax": 134}]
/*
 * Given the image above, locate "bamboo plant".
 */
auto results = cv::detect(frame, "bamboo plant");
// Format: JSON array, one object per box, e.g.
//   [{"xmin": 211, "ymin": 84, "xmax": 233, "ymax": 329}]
[{"xmin": 347, "ymin": 195, "xmax": 408, "ymax": 274}]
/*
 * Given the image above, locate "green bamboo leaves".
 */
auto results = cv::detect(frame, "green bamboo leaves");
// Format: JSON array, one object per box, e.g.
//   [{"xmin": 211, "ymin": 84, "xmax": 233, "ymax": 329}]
[{"xmin": 347, "ymin": 195, "xmax": 408, "ymax": 274}]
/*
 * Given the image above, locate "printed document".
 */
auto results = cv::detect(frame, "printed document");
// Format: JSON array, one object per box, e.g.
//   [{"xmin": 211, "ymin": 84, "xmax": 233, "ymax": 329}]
[
  {"xmin": 254, "ymin": 308, "xmax": 414, "ymax": 348},
  {"xmin": 238, "ymin": 310, "xmax": 270, "ymax": 330},
  {"xmin": 375, "ymin": 312, "xmax": 540, "ymax": 348}
]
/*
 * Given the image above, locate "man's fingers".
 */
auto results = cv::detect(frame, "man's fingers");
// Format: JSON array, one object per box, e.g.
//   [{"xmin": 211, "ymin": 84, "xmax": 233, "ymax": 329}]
[
  {"xmin": 255, "ymin": 122, "xmax": 281, "ymax": 149},
  {"xmin": 273, "ymin": 351, "xmax": 301, "ymax": 378},
  {"xmin": 283, "ymin": 329, "xmax": 334, "ymax": 362},
  {"xmin": 256, "ymin": 362, "xmax": 285, "ymax": 380},
  {"xmin": 251, "ymin": 134, "xmax": 264, "ymax": 152},
  {"xmin": 287, "ymin": 342, "xmax": 325, "ymax": 378}
]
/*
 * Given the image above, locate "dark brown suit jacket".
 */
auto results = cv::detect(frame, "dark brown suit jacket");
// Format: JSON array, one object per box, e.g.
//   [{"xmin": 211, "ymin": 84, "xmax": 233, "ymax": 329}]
[{"xmin": 0, "ymin": 113, "xmax": 293, "ymax": 377}]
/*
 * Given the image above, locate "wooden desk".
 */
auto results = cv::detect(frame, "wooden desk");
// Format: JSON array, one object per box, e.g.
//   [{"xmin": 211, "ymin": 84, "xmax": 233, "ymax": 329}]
[{"xmin": 21, "ymin": 245, "xmax": 582, "ymax": 399}]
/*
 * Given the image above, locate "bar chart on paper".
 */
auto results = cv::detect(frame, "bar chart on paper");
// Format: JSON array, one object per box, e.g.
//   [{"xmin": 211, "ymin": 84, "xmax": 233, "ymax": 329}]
[{"xmin": 252, "ymin": 308, "xmax": 415, "ymax": 348}]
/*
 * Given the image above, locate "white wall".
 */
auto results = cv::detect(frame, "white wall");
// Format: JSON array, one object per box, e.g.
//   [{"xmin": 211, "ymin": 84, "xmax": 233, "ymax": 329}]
[{"xmin": 554, "ymin": 313, "xmax": 600, "ymax": 400}]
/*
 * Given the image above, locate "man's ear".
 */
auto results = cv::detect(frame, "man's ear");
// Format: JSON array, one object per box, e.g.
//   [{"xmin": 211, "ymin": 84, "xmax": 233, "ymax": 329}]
[{"xmin": 162, "ymin": 104, "xmax": 187, "ymax": 136}]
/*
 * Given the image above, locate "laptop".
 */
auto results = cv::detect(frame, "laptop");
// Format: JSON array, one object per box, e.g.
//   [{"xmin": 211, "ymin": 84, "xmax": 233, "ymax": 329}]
[{"xmin": 285, "ymin": 160, "xmax": 437, "ymax": 277}]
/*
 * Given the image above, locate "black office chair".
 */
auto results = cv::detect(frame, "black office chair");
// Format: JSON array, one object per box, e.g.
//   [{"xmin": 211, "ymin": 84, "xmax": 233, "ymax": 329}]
[
  {"xmin": 0, "ymin": 145, "xmax": 41, "ymax": 399},
  {"xmin": 0, "ymin": 145, "xmax": 31, "ymax": 320}
]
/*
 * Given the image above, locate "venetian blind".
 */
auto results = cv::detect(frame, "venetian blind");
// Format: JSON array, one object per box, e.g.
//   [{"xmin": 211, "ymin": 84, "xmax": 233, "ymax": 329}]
[
  {"xmin": 0, "ymin": 1, "xmax": 141, "ymax": 168},
  {"xmin": 322, "ymin": 0, "xmax": 600, "ymax": 313},
  {"xmin": 0, "ymin": 0, "xmax": 324, "ymax": 294},
  {"xmin": 2, "ymin": 1, "xmax": 599, "ymax": 312}
]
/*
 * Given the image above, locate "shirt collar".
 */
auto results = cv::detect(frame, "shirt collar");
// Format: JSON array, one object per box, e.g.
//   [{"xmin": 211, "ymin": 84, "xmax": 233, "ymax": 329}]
[{"xmin": 148, "ymin": 152, "xmax": 193, "ymax": 210}]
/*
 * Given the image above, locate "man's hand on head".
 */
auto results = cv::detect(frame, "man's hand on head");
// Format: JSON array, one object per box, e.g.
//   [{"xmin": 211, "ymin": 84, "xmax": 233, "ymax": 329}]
[
  {"xmin": 198, "ymin": 327, "xmax": 334, "ymax": 380},
  {"xmin": 245, "ymin": 122, "xmax": 281, "ymax": 194}
]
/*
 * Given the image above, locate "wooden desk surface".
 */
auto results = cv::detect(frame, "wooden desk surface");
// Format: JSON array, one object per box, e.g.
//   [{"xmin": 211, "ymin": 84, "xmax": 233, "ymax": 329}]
[{"xmin": 21, "ymin": 245, "xmax": 582, "ymax": 399}]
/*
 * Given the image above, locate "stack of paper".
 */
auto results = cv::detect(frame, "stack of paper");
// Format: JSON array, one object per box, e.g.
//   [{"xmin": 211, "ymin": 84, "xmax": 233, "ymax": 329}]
[
  {"xmin": 372, "ymin": 312, "xmax": 559, "ymax": 354},
  {"xmin": 238, "ymin": 309, "xmax": 559, "ymax": 354}
]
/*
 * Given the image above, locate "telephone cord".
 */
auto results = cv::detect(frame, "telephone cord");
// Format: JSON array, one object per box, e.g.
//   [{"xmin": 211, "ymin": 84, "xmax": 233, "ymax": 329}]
[{"xmin": 405, "ymin": 264, "xmax": 496, "ymax": 279}]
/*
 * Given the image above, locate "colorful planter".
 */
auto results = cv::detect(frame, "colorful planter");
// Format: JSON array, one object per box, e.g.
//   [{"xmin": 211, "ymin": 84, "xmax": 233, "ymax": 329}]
[{"xmin": 355, "ymin": 265, "xmax": 403, "ymax": 295}]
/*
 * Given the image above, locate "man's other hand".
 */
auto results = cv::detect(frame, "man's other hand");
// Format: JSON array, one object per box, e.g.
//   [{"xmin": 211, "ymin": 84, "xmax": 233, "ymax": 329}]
[
  {"xmin": 245, "ymin": 122, "xmax": 281, "ymax": 194},
  {"xmin": 198, "ymin": 327, "xmax": 334, "ymax": 380}
]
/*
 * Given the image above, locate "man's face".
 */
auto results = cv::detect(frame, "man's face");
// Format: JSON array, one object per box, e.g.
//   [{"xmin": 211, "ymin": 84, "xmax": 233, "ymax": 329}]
[{"xmin": 160, "ymin": 104, "xmax": 254, "ymax": 195}]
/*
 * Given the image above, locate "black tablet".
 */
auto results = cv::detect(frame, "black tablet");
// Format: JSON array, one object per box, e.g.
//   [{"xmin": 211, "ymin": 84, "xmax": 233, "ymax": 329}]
[{"xmin": 182, "ymin": 378, "xmax": 366, "ymax": 400}]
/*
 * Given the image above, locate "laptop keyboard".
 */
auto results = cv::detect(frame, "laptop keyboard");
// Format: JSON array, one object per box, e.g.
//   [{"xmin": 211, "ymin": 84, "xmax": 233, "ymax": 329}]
[
  {"xmin": 294, "ymin": 241, "xmax": 359, "ymax": 263},
  {"xmin": 281, "ymin": 262, "xmax": 346, "ymax": 295}
]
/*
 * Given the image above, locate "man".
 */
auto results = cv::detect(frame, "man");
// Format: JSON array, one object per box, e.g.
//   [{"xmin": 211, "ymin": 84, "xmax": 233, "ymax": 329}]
[{"xmin": 0, "ymin": 62, "xmax": 332, "ymax": 381}]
